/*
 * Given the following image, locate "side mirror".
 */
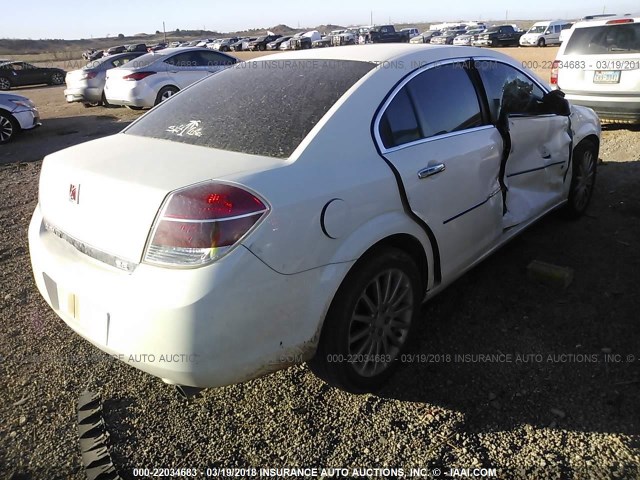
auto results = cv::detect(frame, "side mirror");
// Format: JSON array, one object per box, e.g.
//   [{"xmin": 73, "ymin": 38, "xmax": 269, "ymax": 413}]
[{"xmin": 541, "ymin": 89, "xmax": 571, "ymax": 116}]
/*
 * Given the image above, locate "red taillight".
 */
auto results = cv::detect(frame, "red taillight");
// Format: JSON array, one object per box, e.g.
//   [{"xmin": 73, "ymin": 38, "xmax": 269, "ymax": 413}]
[
  {"xmin": 122, "ymin": 71, "xmax": 156, "ymax": 81},
  {"xmin": 550, "ymin": 60, "xmax": 560, "ymax": 85},
  {"xmin": 606, "ymin": 18, "xmax": 634, "ymax": 24},
  {"xmin": 144, "ymin": 182, "xmax": 269, "ymax": 267}
]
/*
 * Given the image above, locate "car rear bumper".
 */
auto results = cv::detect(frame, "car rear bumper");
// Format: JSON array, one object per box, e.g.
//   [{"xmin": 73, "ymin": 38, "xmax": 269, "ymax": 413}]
[
  {"xmin": 64, "ymin": 86, "xmax": 102, "ymax": 103},
  {"xmin": 104, "ymin": 83, "xmax": 155, "ymax": 108},
  {"xmin": 28, "ymin": 205, "xmax": 342, "ymax": 388},
  {"xmin": 564, "ymin": 93, "xmax": 640, "ymax": 122}
]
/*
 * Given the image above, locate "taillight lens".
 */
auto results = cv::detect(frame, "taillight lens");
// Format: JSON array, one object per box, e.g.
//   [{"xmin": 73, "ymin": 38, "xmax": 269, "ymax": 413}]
[
  {"xmin": 607, "ymin": 18, "xmax": 634, "ymax": 24},
  {"xmin": 550, "ymin": 60, "xmax": 560, "ymax": 85},
  {"xmin": 122, "ymin": 71, "xmax": 156, "ymax": 81},
  {"xmin": 144, "ymin": 182, "xmax": 269, "ymax": 267}
]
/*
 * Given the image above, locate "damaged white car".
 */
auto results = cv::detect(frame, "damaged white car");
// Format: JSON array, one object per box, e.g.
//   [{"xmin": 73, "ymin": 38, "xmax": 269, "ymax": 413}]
[{"xmin": 29, "ymin": 45, "xmax": 600, "ymax": 394}]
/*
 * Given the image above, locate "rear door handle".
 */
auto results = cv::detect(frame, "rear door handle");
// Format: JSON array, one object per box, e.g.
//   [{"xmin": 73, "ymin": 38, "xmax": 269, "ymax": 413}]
[{"xmin": 418, "ymin": 163, "xmax": 446, "ymax": 179}]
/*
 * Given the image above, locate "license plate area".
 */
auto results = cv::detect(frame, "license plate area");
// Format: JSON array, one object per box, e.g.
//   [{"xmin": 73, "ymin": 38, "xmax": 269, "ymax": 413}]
[{"xmin": 593, "ymin": 70, "xmax": 621, "ymax": 84}]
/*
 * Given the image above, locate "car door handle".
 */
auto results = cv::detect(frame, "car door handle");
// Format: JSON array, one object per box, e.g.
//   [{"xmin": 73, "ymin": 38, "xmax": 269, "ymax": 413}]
[
  {"xmin": 542, "ymin": 153, "xmax": 551, "ymax": 159},
  {"xmin": 418, "ymin": 163, "xmax": 446, "ymax": 179}
]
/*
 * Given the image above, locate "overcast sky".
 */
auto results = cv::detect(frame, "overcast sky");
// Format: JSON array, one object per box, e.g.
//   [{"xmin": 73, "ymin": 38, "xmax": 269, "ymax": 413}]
[{"xmin": 3, "ymin": 0, "xmax": 638, "ymax": 39}]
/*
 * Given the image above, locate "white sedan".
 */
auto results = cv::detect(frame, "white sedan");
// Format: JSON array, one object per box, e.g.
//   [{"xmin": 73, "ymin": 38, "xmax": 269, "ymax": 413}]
[
  {"xmin": 104, "ymin": 47, "xmax": 237, "ymax": 109},
  {"xmin": 29, "ymin": 45, "xmax": 600, "ymax": 394}
]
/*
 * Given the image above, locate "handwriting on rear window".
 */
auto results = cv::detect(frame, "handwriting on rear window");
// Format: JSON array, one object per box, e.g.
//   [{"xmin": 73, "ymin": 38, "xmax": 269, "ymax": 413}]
[{"xmin": 166, "ymin": 120, "xmax": 203, "ymax": 137}]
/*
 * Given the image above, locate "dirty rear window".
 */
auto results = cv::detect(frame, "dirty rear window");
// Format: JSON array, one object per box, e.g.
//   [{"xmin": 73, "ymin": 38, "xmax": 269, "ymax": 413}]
[
  {"xmin": 124, "ymin": 59, "xmax": 375, "ymax": 158},
  {"xmin": 564, "ymin": 23, "xmax": 640, "ymax": 54}
]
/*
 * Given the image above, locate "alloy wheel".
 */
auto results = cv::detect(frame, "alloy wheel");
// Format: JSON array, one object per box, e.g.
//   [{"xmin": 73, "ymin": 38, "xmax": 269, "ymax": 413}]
[
  {"xmin": 347, "ymin": 268, "xmax": 414, "ymax": 377},
  {"xmin": 0, "ymin": 116, "xmax": 14, "ymax": 143},
  {"xmin": 573, "ymin": 148, "xmax": 596, "ymax": 212}
]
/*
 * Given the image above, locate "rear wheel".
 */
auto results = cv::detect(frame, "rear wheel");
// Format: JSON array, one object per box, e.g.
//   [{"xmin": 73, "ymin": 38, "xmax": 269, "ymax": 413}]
[
  {"xmin": 50, "ymin": 72, "xmax": 64, "ymax": 85},
  {"xmin": 126, "ymin": 105, "xmax": 145, "ymax": 111},
  {"xmin": 564, "ymin": 139, "xmax": 597, "ymax": 218},
  {"xmin": 155, "ymin": 86, "xmax": 179, "ymax": 106},
  {"xmin": 309, "ymin": 247, "xmax": 421, "ymax": 393},
  {"xmin": 0, "ymin": 77, "xmax": 11, "ymax": 90},
  {"xmin": 0, "ymin": 112, "xmax": 19, "ymax": 144}
]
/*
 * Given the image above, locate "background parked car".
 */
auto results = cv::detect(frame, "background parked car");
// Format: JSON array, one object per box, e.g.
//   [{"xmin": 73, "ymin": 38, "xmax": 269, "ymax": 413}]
[
  {"xmin": 453, "ymin": 28, "xmax": 486, "ymax": 46},
  {"xmin": 290, "ymin": 31, "xmax": 321, "ymax": 50},
  {"xmin": 126, "ymin": 43, "xmax": 148, "ymax": 53},
  {"xmin": 366, "ymin": 25, "xmax": 411, "ymax": 43},
  {"xmin": 552, "ymin": 15, "xmax": 640, "ymax": 123},
  {"xmin": 0, "ymin": 61, "xmax": 65, "ymax": 90},
  {"xmin": 430, "ymin": 29, "xmax": 463, "ymax": 45},
  {"xmin": 248, "ymin": 35, "xmax": 282, "ymax": 51},
  {"xmin": 409, "ymin": 30, "xmax": 442, "ymax": 44},
  {"xmin": 401, "ymin": 27, "xmax": 420, "ymax": 38},
  {"xmin": 473, "ymin": 25, "xmax": 523, "ymax": 47},
  {"xmin": 267, "ymin": 36, "xmax": 291, "ymax": 50},
  {"xmin": 105, "ymin": 45, "xmax": 126, "ymax": 55},
  {"xmin": 211, "ymin": 38, "xmax": 239, "ymax": 52},
  {"xmin": 519, "ymin": 20, "xmax": 573, "ymax": 47},
  {"xmin": 330, "ymin": 29, "xmax": 359, "ymax": 46},
  {"xmin": 0, "ymin": 92, "xmax": 40, "ymax": 144},
  {"xmin": 64, "ymin": 52, "xmax": 145, "ymax": 106},
  {"xmin": 104, "ymin": 47, "xmax": 237, "ymax": 109}
]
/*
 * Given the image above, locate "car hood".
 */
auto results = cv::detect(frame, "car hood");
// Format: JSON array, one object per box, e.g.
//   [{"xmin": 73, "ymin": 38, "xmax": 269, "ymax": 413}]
[
  {"xmin": 0, "ymin": 92, "xmax": 32, "ymax": 104},
  {"xmin": 37, "ymin": 134, "xmax": 284, "ymax": 263}
]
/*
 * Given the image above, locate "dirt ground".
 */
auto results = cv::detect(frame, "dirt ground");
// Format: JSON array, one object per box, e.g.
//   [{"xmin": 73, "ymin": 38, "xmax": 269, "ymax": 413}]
[{"xmin": 1, "ymin": 47, "xmax": 639, "ymax": 480}]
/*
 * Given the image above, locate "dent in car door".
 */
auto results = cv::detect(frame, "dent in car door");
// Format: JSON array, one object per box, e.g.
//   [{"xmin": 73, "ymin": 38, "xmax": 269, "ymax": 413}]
[
  {"xmin": 377, "ymin": 62, "xmax": 503, "ymax": 279},
  {"xmin": 474, "ymin": 60, "xmax": 571, "ymax": 228},
  {"xmin": 502, "ymin": 115, "xmax": 570, "ymax": 227}
]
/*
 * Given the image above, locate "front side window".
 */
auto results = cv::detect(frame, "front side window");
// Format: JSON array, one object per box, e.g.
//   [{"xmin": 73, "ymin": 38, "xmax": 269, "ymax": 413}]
[{"xmin": 475, "ymin": 61, "xmax": 545, "ymax": 122}]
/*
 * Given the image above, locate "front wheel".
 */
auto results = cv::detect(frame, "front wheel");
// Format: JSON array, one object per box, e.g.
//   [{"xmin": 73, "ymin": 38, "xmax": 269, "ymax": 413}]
[
  {"xmin": 564, "ymin": 139, "xmax": 597, "ymax": 218},
  {"xmin": 0, "ymin": 112, "xmax": 19, "ymax": 144},
  {"xmin": 309, "ymin": 247, "xmax": 421, "ymax": 393},
  {"xmin": 537, "ymin": 38, "xmax": 546, "ymax": 47}
]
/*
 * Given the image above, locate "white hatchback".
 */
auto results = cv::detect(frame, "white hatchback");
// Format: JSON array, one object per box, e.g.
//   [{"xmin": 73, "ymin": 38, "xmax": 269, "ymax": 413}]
[
  {"xmin": 29, "ymin": 45, "xmax": 600, "ymax": 393},
  {"xmin": 104, "ymin": 47, "xmax": 237, "ymax": 109},
  {"xmin": 552, "ymin": 15, "xmax": 640, "ymax": 123}
]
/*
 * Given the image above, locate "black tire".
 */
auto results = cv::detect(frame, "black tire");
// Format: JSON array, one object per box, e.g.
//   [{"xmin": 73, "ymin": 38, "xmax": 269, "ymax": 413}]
[
  {"xmin": 0, "ymin": 111, "xmax": 19, "ymax": 144},
  {"xmin": 50, "ymin": 72, "xmax": 64, "ymax": 85},
  {"xmin": 309, "ymin": 247, "xmax": 422, "ymax": 393},
  {"xmin": 126, "ymin": 105, "xmax": 145, "ymax": 111},
  {"xmin": 154, "ymin": 86, "xmax": 179, "ymax": 106},
  {"xmin": 537, "ymin": 38, "xmax": 546, "ymax": 47},
  {"xmin": 259, "ymin": 44, "xmax": 266, "ymax": 51},
  {"xmin": 0, "ymin": 77, "xmax": 11, "ymax": 91},
  {"xmin": 564, "ymin": 139, "xmax": 598, "ymax": 219},
  {"xmin": 100, "ymin": 92, "xmax": 112, "ymax": 108}
]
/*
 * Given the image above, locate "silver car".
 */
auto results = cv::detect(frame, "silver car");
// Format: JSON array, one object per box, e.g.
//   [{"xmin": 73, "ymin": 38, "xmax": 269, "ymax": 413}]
[
  {"xmin": 0, "ymin": 92, "xmax": 40, "ymax": 144},
  {"xmin": 64, "ymin": 52, "xmax": 145, "ymax": 106}
]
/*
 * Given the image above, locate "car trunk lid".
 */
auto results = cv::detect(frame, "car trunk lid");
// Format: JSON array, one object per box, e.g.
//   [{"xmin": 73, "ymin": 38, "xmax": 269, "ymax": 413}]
[{"xmin": 38, "ymin": 134, "xmax": 283, "ymax": 264}]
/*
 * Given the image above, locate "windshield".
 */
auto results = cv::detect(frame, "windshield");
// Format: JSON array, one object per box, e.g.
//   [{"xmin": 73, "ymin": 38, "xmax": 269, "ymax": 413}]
[
  {"xmin": 125, "ymin": 60, "xmax": 375, "ymax": 158},
  {"xmin": 564, "ymin": 23, "xmax": 640, "ymax": 54},
  {"xmin": 528, "ymin": 25, "xmax": 547, "ymax": 33}
]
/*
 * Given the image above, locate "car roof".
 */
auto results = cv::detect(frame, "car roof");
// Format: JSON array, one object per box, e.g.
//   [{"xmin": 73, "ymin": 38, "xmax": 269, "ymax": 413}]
[
  {"xmin": 572, "ymin": 14, "xmax": 639, "ymax": 29},
  {"xmin": 252, "ymin": 44, "xmax": 522, "ymax": 69}
]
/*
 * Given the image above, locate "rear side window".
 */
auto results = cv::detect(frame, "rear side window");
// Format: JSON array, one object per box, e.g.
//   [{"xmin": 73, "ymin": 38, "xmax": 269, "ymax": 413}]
[
  {"xmin": 379, "ymin": 63, "xmax": 482, "ymax": 149},
  {"xmin": 126, "ymin": 60, "xmax": 375, "ymax": 158},
  {"xmin": 564, "ymin": 23, "xmax": 640, "ymax": 54}
]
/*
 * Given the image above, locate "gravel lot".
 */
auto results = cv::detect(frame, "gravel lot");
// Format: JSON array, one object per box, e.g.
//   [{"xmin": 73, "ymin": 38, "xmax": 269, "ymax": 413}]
[{"xmin": 1, "ymin": 47, "xmax": 639, "ymax": 480}]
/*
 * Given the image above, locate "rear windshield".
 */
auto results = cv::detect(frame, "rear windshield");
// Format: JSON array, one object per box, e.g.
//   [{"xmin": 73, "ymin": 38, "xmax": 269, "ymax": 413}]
[
  {"xmin": 125, "ymin": 59, "xmax": 375, "ymax": 158},
  {"xmin": 564, "ymin": 23, "xmax": 640, "ymax": 54}
]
